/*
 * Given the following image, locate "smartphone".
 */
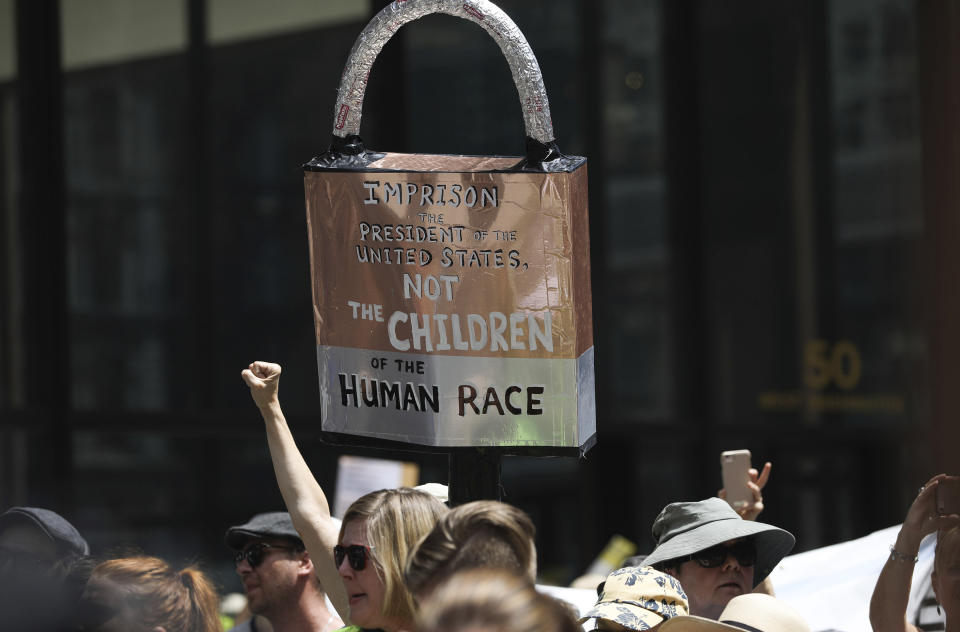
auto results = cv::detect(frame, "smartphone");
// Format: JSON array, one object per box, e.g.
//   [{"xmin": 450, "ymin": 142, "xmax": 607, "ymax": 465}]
[
  {"xmin": 935, "ymin": 477, "xmax": 960, "ymax": 516},
  {"xmin": 721, "ymin": 450, "xmax": 752, "ymax": 510}
]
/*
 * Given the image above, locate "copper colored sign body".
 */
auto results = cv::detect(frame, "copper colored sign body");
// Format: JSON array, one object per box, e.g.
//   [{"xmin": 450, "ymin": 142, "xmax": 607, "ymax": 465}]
[{"xmin": 303, "ymin": 0, "xmax": 594, "ymax": 450}]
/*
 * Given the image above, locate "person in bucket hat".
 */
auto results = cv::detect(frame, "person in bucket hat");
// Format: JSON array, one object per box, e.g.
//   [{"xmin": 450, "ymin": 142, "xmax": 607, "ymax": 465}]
[
  {"xmin": 643, "ymin": 498, "xmax": 795, "ymax": 621},
  {"xmin": 579, "ymin": 566, "xmax": 690, "ymax": 631}
]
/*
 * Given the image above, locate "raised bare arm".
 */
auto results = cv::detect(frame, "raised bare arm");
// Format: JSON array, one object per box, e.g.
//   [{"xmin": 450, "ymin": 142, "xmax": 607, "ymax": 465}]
[
  {"xmin": 869, "ymin": 474, "xmax": 960, "ymax": 632},
  {"xmin": 241, "ymin": 361, "xmax": 350, "ymax": 621}
]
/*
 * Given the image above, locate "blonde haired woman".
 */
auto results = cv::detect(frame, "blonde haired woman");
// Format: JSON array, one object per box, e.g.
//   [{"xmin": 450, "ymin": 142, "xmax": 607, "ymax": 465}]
[{"xmin": 242, "ymin": 361, "xmax": 447, "ymax": 632}]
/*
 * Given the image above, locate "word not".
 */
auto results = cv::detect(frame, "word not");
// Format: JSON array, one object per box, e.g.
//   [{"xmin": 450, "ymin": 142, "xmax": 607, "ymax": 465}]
[
  {"xmin": 402, "ymin": 273, "xmax": 460, "ymax": 302},
  {"xmin": 363, "ymin": 181, "xmax": 499, "ymax": 209},
  {"xmin": 387, "ymin": 311, "xmax": 553, "ymax": 353},
  {"xmin": 358, "ymin": 222, "xmax": 465, "ymax": 244},
  {"xmin": 338, "ymin": 374, "xmax": 439, "ymax": 413},
  {"xmin": 458, "ymin": 384, "xmax": 545, "ymax": 416}
]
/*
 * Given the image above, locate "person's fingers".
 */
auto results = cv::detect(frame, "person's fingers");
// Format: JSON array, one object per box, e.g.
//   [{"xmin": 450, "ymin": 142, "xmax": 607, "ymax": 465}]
[
  {"xmin": 249, "ymin": 361, "xmax": 281, "ymax": 380},
  {"xmin": 747, "ymin": 480, "xmax": 762, "ymax": 501},
  {"xmin": 919, "ymin": 474, "xmax": 948, "ymax": 495},
  {"xmin": 904, "ymin": 481, "xmax": 938, "ymax": 527},
  {"xmin": 927, "ymin": 514, "xmax": 960, "ymax": 533},
  {"xmin": 756, "ymin": 462, "xmax": 772, "ymax": 489},
  {"xmin": 718, "ymin": 489, "xmax": 727, "ymax": 499},
  {"xmin": 241, "ymin": 368, "xmax": 263, "ymax": 388},
  {"xmin": 916, "ymin": 478, "xmax": 942, "ymax": 503}
]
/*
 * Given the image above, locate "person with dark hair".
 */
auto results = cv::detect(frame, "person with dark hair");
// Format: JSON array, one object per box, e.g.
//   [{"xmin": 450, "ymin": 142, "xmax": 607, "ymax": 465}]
[
  {"xmin": 0, "ymin": 506, "xmax": 91, "ymax": 631},
  {"xmin": 225, "ymin": 512, "xmax": 343, "ymax": 632},
  {"xmin": 242, "ymin": 361, "xmax": 448, "ymax": 632},
  {"xmin": 642, "ymin": 498, "xmax": 795, "ymax": 621},
  {"xmin": 404, "ymin": 500, "xmax": 536, "ymax": 599},
  {"xmin": 417, "ymin": 568, "xmax": 581, "ymax": 632},
  {"xmin": 77, "ymin": 555, "xmax": 222, "ymax": 632},
  {"xmin": 870, "ymin": 474, "xmax": 960, "ymax": 632}
]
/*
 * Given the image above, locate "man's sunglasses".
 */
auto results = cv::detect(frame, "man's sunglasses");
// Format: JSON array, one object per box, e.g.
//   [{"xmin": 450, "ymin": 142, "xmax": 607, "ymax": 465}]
[
  {"xmin": 684, "ymin": 540, "xmax": 756, "ymax": 568},
  {"xmin": 334, "ymin": 544, "xmax": 374, "ymax": 571},
  {"xmin": 234, "ymin": 542, "xmax": 299, "ymax": 568}
]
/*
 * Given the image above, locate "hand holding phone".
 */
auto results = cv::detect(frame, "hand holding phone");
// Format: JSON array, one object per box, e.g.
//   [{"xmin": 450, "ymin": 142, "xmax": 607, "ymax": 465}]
[
  {"xmin": 899, "ymin": 474, "xmax": 960, "ymax": 549},
  {"xmin": 721, "ymin": 450, "xmax": 753, "ymax": 511}
]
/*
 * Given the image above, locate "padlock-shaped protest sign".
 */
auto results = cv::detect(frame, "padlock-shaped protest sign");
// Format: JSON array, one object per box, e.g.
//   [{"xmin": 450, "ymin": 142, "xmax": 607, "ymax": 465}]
[{"xmin": 304, "ymin": 0, "xmax": 595, "ymax": 453}]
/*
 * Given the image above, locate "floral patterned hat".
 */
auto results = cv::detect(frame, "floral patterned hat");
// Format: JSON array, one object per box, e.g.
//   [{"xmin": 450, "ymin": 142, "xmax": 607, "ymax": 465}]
[{"xmin": 578, "ymin": 566, "xmax": 689, "ymax": 631}]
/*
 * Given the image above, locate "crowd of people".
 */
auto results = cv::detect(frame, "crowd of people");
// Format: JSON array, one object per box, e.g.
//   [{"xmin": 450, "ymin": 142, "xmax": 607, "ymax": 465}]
[{"xmin": 0, "ymin": 360, "xmax": 957, "ymax": 632}]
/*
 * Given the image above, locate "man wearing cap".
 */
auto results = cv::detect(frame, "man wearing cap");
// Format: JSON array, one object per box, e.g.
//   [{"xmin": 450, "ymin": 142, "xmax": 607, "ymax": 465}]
[
  {"xmin": 0, "ymin": 506, "xmax": 91, "ymax": 630},
  {"xmin": 226, "ymin": 511, "xmax": 343, "ymax": 632},
  {"xmin": 643, "ymin": 498, "xmax": 795, "ymax": 621}
]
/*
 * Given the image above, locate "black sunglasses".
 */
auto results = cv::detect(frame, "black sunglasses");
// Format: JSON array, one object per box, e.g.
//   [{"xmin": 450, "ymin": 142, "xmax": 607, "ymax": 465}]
[
  {"xmin": 334, "ymin": 544, "xmax": 373, "ymax": 571},
  {"xmin": 234, "ymin": 542, "xmax": 299, "ymax": 568},
  {"xmin": 685, "ymin": 540, "xmax": 756, "ymax": 568}
]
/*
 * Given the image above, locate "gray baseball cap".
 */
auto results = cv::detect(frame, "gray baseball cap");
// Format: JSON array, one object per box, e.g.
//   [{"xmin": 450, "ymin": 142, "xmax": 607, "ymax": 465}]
[
  {"xmin": 0, "ymin": 506, "xmax": 90, "ymax": 558},
  {"xmin": 224, "ymin": 512, "xmax": 303, "ymax": 551},
  {"xmin": 642, "ymin": 498, "xmax": 794, "ymax": 586}
]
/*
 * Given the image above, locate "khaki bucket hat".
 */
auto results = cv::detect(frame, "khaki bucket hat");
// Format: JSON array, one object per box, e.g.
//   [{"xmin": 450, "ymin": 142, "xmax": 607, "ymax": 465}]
[{"xmin": 656, "ymin": 593, "xmax": 810, "ymax": 632}]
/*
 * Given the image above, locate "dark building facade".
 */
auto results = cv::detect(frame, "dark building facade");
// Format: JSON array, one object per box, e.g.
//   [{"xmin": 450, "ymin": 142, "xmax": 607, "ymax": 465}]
[{"xmin": 1, "ymin": 0, "xmax": 958, "ymax": 589}]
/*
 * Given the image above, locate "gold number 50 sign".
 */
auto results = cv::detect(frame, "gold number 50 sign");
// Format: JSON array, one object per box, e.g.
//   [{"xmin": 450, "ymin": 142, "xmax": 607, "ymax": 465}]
[{"xmin": 804, "ymin": 339, "xmax": 862, "ymax": 390}]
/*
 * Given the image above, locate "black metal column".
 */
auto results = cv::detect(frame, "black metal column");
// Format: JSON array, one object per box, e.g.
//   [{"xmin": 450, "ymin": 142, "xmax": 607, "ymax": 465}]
[
  {"xmin": 15, "ymin": 0, "xmax": 71, "ymax": 510},
  {"xmin": 575, "ymin": 0, "xmax": 605, "ymax": 571},
  {"xmin": 662, "ymin": 0, "xmax": 710, "ymax": 485},
  {"xmin": 918, "ymin": 0, "xmax": 960, "ymax": 479},
  {"xmin": 186, "ymin": 0, "xmax": 224, "ymax": 563}
]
